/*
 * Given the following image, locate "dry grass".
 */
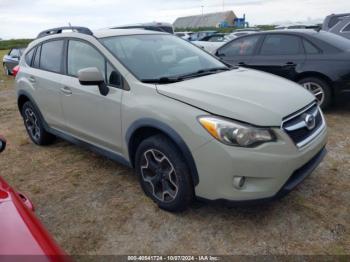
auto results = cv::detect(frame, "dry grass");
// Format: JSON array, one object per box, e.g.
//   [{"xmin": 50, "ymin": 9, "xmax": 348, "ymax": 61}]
[{"xmin": 0, "ymin": 52, "xmax": 349, "ymax": 255}]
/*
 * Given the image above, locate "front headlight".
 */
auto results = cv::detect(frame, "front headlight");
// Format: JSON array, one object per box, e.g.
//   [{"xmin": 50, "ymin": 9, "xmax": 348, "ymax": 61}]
[{"xmin": 198, "ymin": 116, "xmax": 275, "ymax": 147}]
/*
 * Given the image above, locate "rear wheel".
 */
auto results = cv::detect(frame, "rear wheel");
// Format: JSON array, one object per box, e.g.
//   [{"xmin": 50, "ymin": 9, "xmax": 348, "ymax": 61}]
[
  {"xmin": 22, "ymin": 101, "xmax": 55, "ymax": 145},
  {"xmin": 135, "ymin": 134, "xmax": 194, "ymax": 212},
  {"xmin": 298, "ymin": 77, "xmax": 332, "ymax": 110}
]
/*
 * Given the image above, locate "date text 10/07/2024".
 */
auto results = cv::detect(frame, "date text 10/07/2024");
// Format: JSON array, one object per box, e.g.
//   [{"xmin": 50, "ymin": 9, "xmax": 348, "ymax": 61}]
[{"xmin": 127, "ymin": 256, "xmax": 220, "ymax": 261}]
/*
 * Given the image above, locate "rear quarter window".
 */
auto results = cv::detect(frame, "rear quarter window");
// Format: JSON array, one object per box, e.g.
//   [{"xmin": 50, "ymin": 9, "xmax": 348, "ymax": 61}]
[
  {"xmin": 25, "ymin": 48, "xmax": 35, "ymax": 65},
  {"xmin": 217, "ymin": 35, "xmax": 260, "ymax": 57},
  {"xmin": 303, "ymin": 39, "xmax": 321, "ymax": 54},
  {"xmin": 260, "ymin": 34, "xmax": 302, "ymax": 55},
  {"xmin": 33, "ymin": 45, "xmax": 41, "ymax": 68}
]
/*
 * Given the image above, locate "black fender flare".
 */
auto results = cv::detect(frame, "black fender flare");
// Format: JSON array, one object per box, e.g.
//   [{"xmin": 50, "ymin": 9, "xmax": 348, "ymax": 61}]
[{"xmin": 126, "ymin": 118, "xmax": 199, "ymax": 186}]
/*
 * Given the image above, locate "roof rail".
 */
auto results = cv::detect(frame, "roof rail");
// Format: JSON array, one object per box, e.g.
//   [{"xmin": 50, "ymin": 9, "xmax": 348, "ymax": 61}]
[{"xmin": 36, "ymin": 26, "xmax": 93, "ymax": 39}]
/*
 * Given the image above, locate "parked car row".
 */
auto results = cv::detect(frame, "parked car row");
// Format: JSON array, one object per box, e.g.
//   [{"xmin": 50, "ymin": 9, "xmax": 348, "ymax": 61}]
[
  {"xmin": 175, "ymin": 29, "xmax": 261, "ymax": 42},
  {"xmin": 5, "ymin": 26, "xmax": 350, "ymax": 111},
  {"xmin": 183, "ymin": 30, "xmax": 260, "ymax": 54}
]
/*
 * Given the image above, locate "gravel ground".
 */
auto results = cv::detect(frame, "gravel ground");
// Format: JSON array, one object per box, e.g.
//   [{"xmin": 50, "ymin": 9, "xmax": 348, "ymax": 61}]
[{"xmin": 0, "ymin": 52, "xmax": 349, "ymax": 255}]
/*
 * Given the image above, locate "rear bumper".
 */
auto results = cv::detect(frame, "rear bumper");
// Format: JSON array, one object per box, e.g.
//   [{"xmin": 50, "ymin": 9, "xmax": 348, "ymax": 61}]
[{"xmin": 197, "ymin": 147, "xmax": 327, "ymax": 206}]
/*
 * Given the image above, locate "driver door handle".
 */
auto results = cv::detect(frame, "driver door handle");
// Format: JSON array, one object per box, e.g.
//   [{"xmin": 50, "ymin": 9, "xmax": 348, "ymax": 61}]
[
  {"xmin": 60, "ymin": 86, "xmax": 72, "ymax": 95},
  {"xmin": 284, "ymin": 62, "xmax": 296, "ymax": 66}
]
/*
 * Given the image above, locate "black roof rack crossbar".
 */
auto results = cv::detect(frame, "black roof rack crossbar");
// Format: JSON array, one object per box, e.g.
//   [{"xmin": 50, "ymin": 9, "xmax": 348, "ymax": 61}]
[{"xmin": 37, "ymin": 26, "xmax": 93, "ymax": 39}]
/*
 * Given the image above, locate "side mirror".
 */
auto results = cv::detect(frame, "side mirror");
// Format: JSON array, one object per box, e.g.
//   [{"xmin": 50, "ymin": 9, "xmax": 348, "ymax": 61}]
[
  {"xmin": 78, "ymin": 67, "xmax": 109, "ymax": 96},
  {"xmin": 0, "ymin": 136, "xmax": 7, "ymax": 153}
]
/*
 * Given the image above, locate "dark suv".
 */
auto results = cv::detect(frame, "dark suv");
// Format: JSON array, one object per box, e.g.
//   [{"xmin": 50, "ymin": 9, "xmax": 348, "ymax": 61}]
[
  {"xmin": 3, "ymin": 47, "xmax": 25, "ymax": 75},
  {"xmin": 216, "ymin": 29, "xmax": 350, "ymax": 109}
]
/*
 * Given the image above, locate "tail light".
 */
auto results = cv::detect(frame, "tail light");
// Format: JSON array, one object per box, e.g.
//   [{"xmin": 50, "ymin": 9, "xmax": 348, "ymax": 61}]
[{"xmin": 12, "ymin": 65, "xmax": 20, "ymax": 77}]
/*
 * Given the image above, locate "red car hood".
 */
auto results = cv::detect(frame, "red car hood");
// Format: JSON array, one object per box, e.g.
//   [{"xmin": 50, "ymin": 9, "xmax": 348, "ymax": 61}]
[{"xmin": 0, "ymin": 177, "xmax": 67, "ymax": 260}]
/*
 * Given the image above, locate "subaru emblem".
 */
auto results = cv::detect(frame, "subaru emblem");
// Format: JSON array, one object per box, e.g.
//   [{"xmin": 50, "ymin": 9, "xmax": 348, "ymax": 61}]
[{"xmin": 303, "ymin": 114, "xmax": 316, "ymax": 130}]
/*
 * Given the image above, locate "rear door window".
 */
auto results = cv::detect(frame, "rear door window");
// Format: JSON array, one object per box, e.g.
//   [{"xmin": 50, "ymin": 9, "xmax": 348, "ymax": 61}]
[
  {"xmin": 40, "ymin": 40, "xmax": 64, "ymax": 73},
  {"xmin": 217, "ymin": 35, "xmax": 260, "ymax": 57},
  {"xmin": 260, "ymin": 34, "xmax": 302, "ymax": 55}
]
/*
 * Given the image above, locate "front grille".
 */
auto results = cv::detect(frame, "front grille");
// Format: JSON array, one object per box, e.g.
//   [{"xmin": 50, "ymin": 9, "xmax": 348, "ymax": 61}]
[{"xmin": 282, "ymin": 102, "xmax": 325, "ymax": 148}]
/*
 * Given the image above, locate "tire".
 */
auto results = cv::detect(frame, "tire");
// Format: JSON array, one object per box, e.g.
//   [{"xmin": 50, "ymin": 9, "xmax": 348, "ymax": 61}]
[
  {"xmin": 135, "ymin": 134, "xmax": 194, "ymax": 212},
  {"xmin": 298, "ymin": 77, "xmax": 332, "ymax": 110},
  {"xmin": 21, "ymin": 101, "xmax": 55, "ymax": 145}
]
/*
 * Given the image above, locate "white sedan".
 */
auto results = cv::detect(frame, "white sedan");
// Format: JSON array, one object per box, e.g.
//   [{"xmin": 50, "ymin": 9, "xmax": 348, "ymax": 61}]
[{"xmin": 192, "ymin": 34, "xmax": 230, "ymax": 53}]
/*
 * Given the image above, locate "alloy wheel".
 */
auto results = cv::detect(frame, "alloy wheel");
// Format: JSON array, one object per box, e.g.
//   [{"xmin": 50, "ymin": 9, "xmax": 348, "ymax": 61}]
[
  {"xmin": 302, "ymin": 82, "xmax": 325, "ymax": 106},
  {"xmin": 24, "ymin": 108, "xmax": 41, "ymax": 142},
  {"xmin": 140, "ymin": 149, "xmax": 179, "ymax": 203}
]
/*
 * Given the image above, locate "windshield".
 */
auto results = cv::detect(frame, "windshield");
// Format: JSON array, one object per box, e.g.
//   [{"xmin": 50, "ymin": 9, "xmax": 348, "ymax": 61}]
[{"xmin": 99, "ymin": 34, "xmax": 227, "ymax": 81}]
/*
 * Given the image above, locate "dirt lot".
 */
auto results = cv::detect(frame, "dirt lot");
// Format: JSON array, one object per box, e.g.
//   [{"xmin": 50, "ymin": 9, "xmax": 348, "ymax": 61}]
[{"xmin": 0, "ymin": 49, "xmax": 349, "ymax": 255}]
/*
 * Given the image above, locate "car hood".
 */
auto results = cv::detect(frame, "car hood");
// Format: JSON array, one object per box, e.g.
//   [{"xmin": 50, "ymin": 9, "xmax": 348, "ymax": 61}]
[{"xmin": 156, "ymin": 68, "xmax": 315, "ymax": 126}]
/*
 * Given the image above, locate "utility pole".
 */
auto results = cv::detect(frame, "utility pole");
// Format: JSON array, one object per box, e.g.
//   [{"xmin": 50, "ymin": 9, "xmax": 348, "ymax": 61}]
[
  {"xmin": 201, "ymin": 5, "xmax": 204, "ymax": 16},
  {"xmin": 222, "ymin": 0, "xmax": 225, "ymax": 11}
]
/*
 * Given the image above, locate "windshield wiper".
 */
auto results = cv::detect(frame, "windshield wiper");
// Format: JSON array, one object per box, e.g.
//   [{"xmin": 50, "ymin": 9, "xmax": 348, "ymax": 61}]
[
  {"xmin": 179, "ymin": 67, "xmax": 231, "ymax": 80},
  {"xmin": 141, "ymin": 67, "xmax": 231, "ymax": 84},
  {"xmin": 141, "ymin": 76, "xmax": 184, "ymax": 84}
]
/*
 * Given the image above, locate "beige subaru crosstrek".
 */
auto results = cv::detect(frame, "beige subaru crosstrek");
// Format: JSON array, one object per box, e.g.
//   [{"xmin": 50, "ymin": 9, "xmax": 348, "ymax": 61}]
[{"xmin": 16, "ymin": 27, "xmax": 327, "ymax": 212}]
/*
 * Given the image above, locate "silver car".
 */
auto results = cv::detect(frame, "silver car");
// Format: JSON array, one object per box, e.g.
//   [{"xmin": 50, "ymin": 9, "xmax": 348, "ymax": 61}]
[
  {"xmin": 322, "ymin": 13, "xmax": 350, "ymax": 40},
  {"xmin": 15, "ymin": 26, "xmax": 327, "ymax": 212}
]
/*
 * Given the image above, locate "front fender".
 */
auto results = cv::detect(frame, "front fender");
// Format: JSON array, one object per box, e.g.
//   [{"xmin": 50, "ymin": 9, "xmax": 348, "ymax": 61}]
[{"xmin": 126, "ymin": 118, "xmax": 200, "ymax": 186}]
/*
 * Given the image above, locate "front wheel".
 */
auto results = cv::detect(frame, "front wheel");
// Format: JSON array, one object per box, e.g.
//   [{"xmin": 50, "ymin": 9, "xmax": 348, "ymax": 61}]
[
  {"xmin": 298, "ymin": 77, "xmax": 332, "ymax": 110},
  {"xmin": 135, "ymin": 134, "xmax": 194, "ymax": 212}
]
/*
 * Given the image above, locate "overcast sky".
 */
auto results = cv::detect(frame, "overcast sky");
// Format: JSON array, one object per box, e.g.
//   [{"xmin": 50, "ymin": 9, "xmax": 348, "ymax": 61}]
[{"xmin": 1, "ymin": 0, "xmax": 349, "ymax": 39}]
